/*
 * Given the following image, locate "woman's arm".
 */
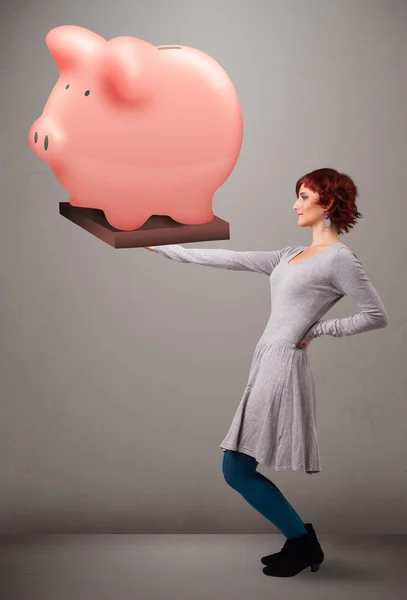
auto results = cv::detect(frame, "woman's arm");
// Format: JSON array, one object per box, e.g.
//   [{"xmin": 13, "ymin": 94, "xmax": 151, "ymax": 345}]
[
  {"xmin": 304, "ymin": 247, "xmax": 388, "ymax": 341},
  {"xmin": 148, "ymin": 244, "xmax": 291, "ymax": 276}
]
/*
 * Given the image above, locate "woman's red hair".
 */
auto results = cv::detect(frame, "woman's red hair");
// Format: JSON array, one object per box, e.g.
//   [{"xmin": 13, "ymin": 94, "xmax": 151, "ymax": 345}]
[{"xmin": 295, "ymin": 168, "xmax": 363, "ymax": 234}]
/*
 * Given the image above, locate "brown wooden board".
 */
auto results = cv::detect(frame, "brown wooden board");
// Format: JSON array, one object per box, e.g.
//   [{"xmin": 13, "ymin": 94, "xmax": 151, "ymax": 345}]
[{"xmin": 59, "ymin": 203, "xmax": 230, "ymax": 249}]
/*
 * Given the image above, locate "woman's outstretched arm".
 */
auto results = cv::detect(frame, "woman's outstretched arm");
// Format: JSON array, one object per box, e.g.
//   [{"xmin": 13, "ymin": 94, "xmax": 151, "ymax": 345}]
[{"xmin": 146, "ymin": 244, "xmax": 292, "ymax": 276}]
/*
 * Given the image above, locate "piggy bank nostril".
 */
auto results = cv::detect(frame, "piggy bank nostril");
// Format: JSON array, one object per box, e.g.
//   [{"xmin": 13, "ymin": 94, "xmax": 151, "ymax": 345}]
[
  {"xmin": 34, "ymin": 132, "xmax": 38, "ymax": 143},
  {"xmin": 44, "ymin": 135, "xmax": 49, "ymax": 151}
]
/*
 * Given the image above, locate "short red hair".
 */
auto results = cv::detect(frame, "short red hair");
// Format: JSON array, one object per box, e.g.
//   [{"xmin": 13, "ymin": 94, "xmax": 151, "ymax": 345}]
[{"xmin": 295, "ymin": 168, "xmax": 363, "ymax": 235}]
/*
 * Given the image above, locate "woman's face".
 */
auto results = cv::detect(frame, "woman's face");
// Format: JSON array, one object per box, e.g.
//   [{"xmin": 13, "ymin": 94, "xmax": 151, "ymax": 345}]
[{"xmin": 293, "ymin": 184, "xmax": 324, "ymax": 228}]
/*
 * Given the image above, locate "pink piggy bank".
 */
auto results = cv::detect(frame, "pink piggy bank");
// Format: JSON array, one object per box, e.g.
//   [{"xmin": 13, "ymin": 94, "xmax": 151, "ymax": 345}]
[{"xmin": 28, "ymin": 25, "xmax": 243, "ymax": 231}]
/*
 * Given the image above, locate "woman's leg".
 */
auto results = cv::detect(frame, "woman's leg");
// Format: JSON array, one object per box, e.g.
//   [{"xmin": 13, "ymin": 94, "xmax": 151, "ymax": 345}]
[{"xmin": 222, "ymin": 450, "xmax": 308, "ymax": 539}]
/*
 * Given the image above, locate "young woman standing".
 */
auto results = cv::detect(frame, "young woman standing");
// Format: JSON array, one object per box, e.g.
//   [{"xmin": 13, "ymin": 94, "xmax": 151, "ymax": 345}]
[{"xmin": 145, "ymin": 167, "xmax": 388, "ymax": 577}]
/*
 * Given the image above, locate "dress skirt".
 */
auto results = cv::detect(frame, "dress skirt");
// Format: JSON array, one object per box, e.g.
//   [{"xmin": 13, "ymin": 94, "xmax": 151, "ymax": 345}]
[{"xmin": 220, "ymin": 342, "xmax": 322, "ymax": 475}]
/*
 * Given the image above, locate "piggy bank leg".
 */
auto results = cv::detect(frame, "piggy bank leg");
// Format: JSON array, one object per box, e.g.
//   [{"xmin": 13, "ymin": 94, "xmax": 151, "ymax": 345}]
[
  {"xmin": 168, "ymin": 193, "xmax": 215, "ymax": 225},
  {"xmin": 103, "ymin": 204, "xmax": 151, "ymax": 231},
  {"xmin": 69, "ymin": 196, "xmax": 99, "ymax": 209},
  {"xmin": 69, "ymin": 196, "xmax": 85, "ymax": 207}
]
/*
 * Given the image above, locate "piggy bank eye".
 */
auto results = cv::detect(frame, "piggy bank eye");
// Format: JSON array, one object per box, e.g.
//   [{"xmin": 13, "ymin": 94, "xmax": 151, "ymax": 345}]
[
  {"xmin": 65, "ymin": 84, "xmax": 70, "ymax": 89},
  {"xmin": 84, "ymin": 90, "xmax": 90, "ymax": 96}
]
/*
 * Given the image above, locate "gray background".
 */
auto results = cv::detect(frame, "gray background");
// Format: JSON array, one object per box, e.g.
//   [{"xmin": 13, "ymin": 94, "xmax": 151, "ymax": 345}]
[{"xmin": 1, "ymin": 0, "xmax": 406, "ymax": 535}]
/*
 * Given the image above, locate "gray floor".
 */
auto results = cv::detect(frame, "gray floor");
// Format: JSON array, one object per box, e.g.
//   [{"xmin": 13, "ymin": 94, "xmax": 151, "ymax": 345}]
[{"xmin": 1, "ymin": 534, "xmax": 406, "ymax": 599}]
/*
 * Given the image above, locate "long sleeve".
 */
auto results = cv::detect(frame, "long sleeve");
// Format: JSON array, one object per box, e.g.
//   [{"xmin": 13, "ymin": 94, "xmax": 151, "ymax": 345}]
[
  {"xmin": 151, "ymin": 244, "xmax": 292, "ymax": 276},
  {"xmin": 304, "ymin": 247, "xmax": 388, "ymax": 341}
]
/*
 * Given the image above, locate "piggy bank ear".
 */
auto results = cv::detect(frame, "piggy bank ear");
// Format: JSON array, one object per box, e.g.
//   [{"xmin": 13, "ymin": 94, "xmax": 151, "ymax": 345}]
[
  {"xmin": 46, "ymin": 25, "xmax": 105, "ymax": 72},
  {"xmin": 103, "ymin": 37, "xmax": 159, "ymax": 101}
]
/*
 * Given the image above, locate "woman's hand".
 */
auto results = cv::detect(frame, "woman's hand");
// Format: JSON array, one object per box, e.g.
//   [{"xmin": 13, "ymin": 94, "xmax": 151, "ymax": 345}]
[
  {"xmin": 144, "ymin": 247, "xmax": 154, "ymax": 251},
  {"xmin": 296, "ymin": 337, "xmax": 310, "ymax": 350}
]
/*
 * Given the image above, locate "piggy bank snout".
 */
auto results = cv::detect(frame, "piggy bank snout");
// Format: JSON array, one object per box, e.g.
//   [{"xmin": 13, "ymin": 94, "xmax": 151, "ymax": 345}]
[{"xmin": 29, "ymin": 117, "xmax": 61, "ymax": 159}]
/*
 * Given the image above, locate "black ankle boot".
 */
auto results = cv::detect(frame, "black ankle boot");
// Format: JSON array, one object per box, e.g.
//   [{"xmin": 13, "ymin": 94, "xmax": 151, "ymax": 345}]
[
  {"xmin": 261, "ymin": 523, "xmax": 314, "ymax": 565},
  {"xmin": 261, "ymin": 523, "xmax": 324, "ymax": 577}
]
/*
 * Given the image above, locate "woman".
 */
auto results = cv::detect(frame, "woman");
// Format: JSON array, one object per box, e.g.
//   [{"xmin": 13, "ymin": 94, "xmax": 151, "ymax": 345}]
[{"xmin": 145, "ymin": 167, "xmax": 388, "ymax": 577}]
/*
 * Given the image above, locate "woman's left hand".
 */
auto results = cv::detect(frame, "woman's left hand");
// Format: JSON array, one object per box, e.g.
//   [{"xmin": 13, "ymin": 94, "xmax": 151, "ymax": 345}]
[{"xmin": 296, "ymin": 337, "xmax": 310, "ymax": 350}]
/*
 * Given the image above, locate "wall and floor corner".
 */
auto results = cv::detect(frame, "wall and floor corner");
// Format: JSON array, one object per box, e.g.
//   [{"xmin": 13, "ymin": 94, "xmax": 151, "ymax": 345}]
[{"xmin": 0, "ymin": 0, "xmax": 406, "ymax": 598}]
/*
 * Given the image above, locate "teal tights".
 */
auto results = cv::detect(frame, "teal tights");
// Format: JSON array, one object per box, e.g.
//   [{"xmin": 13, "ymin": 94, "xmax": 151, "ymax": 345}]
[{"xmin": 222, "ymin": 450, "xmax": 308, "ymax": 539}]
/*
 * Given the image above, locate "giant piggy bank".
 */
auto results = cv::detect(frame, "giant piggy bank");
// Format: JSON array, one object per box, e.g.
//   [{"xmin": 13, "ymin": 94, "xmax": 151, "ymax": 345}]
[{"xmin": 28, "ymin": 25, "xmax": 243, "ymax": 231}]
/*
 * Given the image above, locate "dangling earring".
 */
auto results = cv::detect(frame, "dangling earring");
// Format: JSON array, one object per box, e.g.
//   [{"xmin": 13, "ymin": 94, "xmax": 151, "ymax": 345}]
[{"xmin": 324, "ymin": 213, "xmax": 331, "ymax": 228}]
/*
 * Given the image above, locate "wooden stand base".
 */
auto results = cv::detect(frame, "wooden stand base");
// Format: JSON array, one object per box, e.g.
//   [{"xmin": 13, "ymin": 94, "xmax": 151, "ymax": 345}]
[{"xmin": 59, "ymin": 203, "xmax": 230, "ymax": 249}]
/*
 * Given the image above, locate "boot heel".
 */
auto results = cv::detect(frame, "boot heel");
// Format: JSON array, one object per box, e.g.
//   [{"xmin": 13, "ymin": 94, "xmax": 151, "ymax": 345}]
[{"xmin": 311, "ymin": 563, "xmax": 321, "ymax": 572}]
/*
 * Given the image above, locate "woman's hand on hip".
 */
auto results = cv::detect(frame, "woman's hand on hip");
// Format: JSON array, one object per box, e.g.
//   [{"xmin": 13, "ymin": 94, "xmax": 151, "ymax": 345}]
[{"xmin": 296, "ymin": 337, "xmax": 310, "ymax": 350}]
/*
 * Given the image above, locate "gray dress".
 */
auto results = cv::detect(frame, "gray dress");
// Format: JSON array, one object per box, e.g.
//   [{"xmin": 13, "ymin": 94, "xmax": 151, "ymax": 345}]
[{"xmin": 151, "ymin": 242, "xmax": 388, "ymax": 474}]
